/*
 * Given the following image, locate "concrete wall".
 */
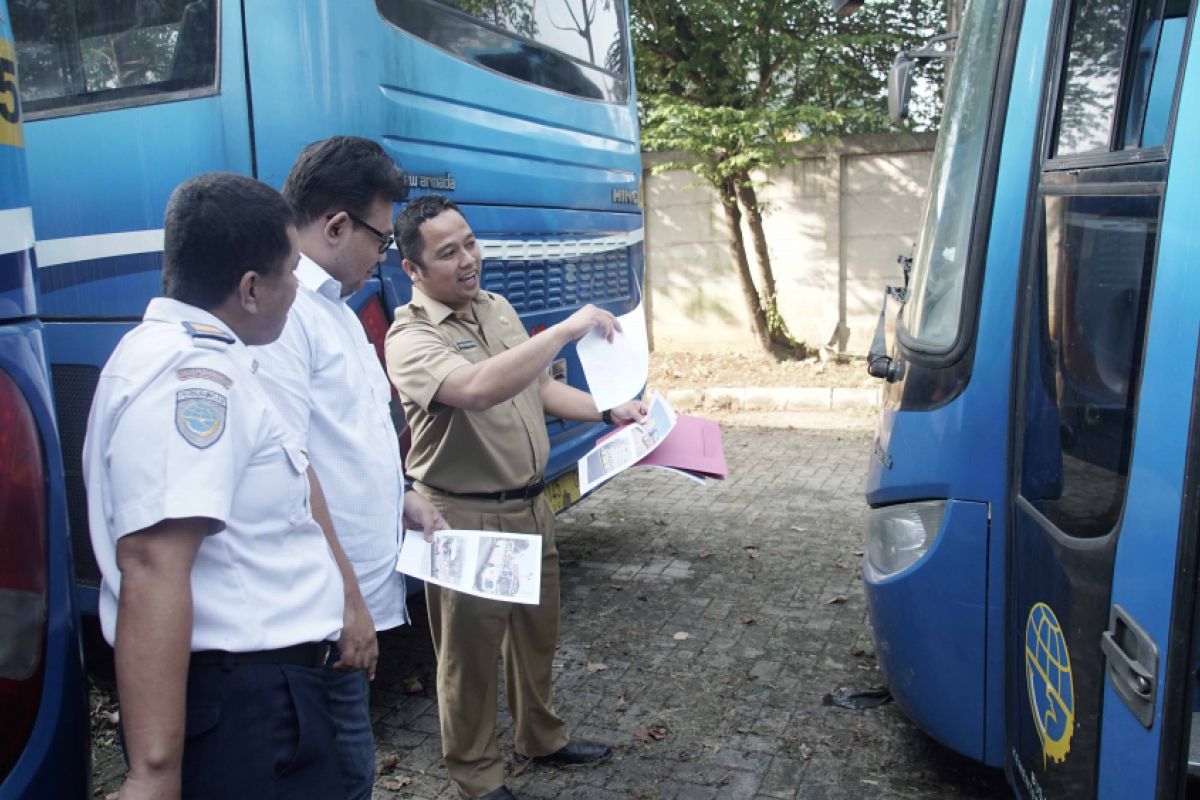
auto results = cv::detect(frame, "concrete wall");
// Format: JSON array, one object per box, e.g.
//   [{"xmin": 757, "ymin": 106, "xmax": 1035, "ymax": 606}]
[{"xmin": 643, "ymin": 132, "xmax": 935, "ymax": 355}]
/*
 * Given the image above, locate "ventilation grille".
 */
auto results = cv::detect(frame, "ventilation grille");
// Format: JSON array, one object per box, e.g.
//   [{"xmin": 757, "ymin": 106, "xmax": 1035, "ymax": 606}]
[
  {"xmin": 51, "ymin": 364, "xmax": 102, "ymax": 588},
  {"xmin": 480, "ymin": 250, "xmax": 631, "ymax": 313}
]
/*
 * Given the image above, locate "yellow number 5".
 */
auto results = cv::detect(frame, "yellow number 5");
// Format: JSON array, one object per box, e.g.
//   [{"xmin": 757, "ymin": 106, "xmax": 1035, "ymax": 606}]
[{"xmin": 0, "ymin": 38, "xmax": 23, "ymax": 148}]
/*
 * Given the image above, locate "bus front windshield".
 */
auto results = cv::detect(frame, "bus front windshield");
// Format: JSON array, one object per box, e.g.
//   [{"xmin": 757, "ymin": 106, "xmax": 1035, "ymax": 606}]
[{"xmin": 903, "ymin": 0, "xmax": 1006, "ymax": 350}]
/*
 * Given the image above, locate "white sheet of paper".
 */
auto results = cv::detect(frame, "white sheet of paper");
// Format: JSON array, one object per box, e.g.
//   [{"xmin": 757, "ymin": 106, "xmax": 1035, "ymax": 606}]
[
  {"xmin": 576, "ymin": 302, "xmax": 649, "ymax": 411},
  {"xmin": 397, "ymin": 529, "xmax": 542, "ymax": 605}
]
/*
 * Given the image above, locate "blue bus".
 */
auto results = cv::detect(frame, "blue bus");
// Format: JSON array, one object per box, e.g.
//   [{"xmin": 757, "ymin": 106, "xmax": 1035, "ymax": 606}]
[
  {"xmin": 8, "ymin": 0, "xmax": 644, "ymax": 613},
  {"xmin": 864, "ymin": 0, "xmax": 1200, "ymax": 795},
  {"xmin": 0, "ymin": 2, "xmax": 90, "ymax": 795}
]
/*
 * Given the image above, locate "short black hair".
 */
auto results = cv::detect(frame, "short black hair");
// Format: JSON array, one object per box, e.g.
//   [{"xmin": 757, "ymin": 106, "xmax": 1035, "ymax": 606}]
[
  {"xmin": 162, "ymin": 172, "xmax": 295, "ymax": 309},
  {"xmin": 283, "ymin": 136, "xmax": 408, "ymax": 226},
  {"xmin": 394, "ymin": 194, "xmax": 463, "ymax": 266}
]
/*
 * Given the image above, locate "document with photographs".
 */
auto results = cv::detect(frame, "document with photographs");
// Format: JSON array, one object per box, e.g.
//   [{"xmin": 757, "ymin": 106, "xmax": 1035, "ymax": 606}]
[
  {"xmin": 396, "ymin": 529, "xmax": 542, "ymax": 605},
  {"xmin": 577, "ymin": 390, "xmax": 677, "ymax": 494}
]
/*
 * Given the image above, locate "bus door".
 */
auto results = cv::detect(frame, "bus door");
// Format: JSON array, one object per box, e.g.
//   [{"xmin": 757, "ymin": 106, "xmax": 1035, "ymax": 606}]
[{"xmin": 1005, "ymin": 1, "xmax": 1195, "ymax": 796}]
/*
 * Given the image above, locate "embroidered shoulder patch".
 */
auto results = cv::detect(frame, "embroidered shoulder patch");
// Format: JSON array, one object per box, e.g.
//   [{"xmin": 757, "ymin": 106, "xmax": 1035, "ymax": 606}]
[
  {"xmin": 176, "ymin": 367, "xmax": 233, "ymax": 389},
  {"xmin": 455, "ymin": 340, "xmax": 477, "ymax": 351},
  {"xmin": 181, "ymin": 321, "xmax": 235, "ymax": 345},
  {"xmin": 175, "ymin": 389, "xmax": 227, "ymax": 449}
]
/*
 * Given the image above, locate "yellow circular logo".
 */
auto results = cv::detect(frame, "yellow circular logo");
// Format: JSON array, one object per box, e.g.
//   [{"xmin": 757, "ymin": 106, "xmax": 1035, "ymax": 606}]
[{"xmin": 1025, "ymin": 602, "xmax": 1074, "ymax": 765}]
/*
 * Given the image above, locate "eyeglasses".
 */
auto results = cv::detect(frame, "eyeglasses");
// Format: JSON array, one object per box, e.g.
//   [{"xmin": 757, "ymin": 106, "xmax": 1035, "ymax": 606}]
[{"xmin": 345, "ymin": 212, "xmax": 395, "ymax": 255}]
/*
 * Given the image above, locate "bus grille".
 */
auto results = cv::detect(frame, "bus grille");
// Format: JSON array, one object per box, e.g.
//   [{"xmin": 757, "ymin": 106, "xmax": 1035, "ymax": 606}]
[
  {"xmin": 480, "ymin": 251, "xmax": 631, "ymax": 313},
  {"xmin": 50, "ymin": 365, "xmax": 102, "ymax": 589}
]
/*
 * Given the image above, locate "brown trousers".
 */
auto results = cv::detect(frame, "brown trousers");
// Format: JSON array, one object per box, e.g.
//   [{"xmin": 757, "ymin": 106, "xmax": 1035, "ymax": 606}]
[{"xmin": 420, "ymin": 490, "xmax": 569, "ymax": 798}]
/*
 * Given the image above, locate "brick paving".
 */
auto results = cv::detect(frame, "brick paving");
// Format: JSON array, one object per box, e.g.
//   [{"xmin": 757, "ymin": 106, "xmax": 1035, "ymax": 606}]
[{"xmin": 367, "ymin": 422, "xmax": 1012, "ymax": 800}]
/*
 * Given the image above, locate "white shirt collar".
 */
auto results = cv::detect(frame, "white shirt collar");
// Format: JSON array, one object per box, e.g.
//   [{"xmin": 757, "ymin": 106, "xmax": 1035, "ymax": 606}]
[{"xmin": 296, "ymin": 252, "xmax": 345, "ymax": 303}]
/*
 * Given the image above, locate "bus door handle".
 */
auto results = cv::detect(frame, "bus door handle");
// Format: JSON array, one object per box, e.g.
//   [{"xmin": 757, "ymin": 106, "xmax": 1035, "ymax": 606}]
[{"xmin": 1100, "ymin": 604, "xmax": 1158, "ymax": 728}]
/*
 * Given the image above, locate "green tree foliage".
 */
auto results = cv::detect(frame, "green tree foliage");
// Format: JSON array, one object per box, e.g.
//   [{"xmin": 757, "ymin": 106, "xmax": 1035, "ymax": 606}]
[{"xmin": 633, "ymin": 0, "xmax": 947, "ymax": 353}]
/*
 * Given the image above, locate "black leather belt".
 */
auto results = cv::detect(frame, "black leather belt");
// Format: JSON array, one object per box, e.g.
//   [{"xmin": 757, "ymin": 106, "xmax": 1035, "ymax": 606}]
[
  {"xmin": 190, "ymin": 641, "xmax": 332, "ymax": 668},
  {"xmin": 421, "ymin": 480, "xmax": 545, "ymax": 502}
]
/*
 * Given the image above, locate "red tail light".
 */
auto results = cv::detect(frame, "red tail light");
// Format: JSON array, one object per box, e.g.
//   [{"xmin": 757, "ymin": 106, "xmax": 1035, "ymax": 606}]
[{"xmin": 0, "ymin": 368, "xmax": 48, "ymax": 781}]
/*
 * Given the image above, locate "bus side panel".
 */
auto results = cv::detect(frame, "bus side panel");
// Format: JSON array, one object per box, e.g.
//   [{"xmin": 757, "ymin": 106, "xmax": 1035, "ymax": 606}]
[
  {"xmin": 0, "ymin": 325, "xmax": 89, "ymax": 799},
  {"xmin": 25, "ymin": 0, "xmax": 253, "ymax": 319},
  {"xmin": 865, "ymin": 0, "xmax": 1053, "ymax": 769},
  {"xmin": 242, "ymin": 0, "xmax": 641, "ymax": 210},
  {"xmin": 243, "ymin": 1, "xmax": 644, "ymax": 487},
  {"xmin": 864, "ymin": 500, "xmax": 989, "ymax": 761},
  {"xmin": 0, "ymin": 85, "xmax": 34, "ymax": 319}
]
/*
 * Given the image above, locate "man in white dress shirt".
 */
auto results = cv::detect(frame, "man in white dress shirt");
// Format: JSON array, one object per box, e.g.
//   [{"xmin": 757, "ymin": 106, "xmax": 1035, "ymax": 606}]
[
  {"xmin": 84, "ymin": 173, "xmax": 345, "ymax": 799},
  {"xmin": 254, "ymin": 136, "xmax": 446, "ymax": 799}
]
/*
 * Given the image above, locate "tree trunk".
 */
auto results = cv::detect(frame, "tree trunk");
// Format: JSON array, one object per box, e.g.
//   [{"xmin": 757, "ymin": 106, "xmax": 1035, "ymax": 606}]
[
  {"xmin": 734, "ymin": 174, "xmax": 796, "ymax": 350},
  {"xmin": 719, "ymin": 177, "xmax": 771, "ymax": 352}
]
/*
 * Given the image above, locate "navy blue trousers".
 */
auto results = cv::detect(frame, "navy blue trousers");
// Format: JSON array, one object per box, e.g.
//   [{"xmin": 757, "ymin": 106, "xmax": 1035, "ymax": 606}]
[{"xmin": 179, "ymin": 660, "xmax": 341, "ymax": 799}]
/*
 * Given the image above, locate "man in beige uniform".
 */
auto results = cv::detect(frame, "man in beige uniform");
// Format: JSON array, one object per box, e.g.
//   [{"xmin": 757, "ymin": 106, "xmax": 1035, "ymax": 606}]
[{"xmin": 386, "ymin": 195, "xmax": 646, "ymax": 800}]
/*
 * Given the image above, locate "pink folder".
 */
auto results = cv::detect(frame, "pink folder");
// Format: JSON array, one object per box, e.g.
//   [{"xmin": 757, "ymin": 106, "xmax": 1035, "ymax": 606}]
[{"xmin": 599, "ymin": 414, "xmax": 727, "ymax": 480}]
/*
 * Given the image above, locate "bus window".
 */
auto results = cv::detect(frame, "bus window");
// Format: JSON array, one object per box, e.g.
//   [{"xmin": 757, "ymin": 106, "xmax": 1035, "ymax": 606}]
[
  {"xmin": 1020, "ymin": 193, "xmax": 1158, "ymax": 537},
  {"xmin": 900, "ymin": 0, "xmax": 1005, "ymax": 350},
  {"xmin": 1054, "ymin": 0, "xmax": 1129, "ymax": 157},
  {"xmin": 10, "ymin": 0, "xmax": 217, "ymax": 119},
  {"xmin": 376, "ymin": 0, "xmax": 628, "ymax": 102},
  {"xmin": 1121, "ymin": 0, "xmax": 1189, "ymax": 149}
]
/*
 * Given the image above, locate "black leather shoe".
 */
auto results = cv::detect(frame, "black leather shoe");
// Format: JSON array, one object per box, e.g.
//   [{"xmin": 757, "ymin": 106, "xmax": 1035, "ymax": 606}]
[
  {"xmin": 457, "ymin": 786, "xmax": 518, "ymax": 800},
  {"xmin": 520, "ymin": 739, "xmax": 613, "ymax": 766}
]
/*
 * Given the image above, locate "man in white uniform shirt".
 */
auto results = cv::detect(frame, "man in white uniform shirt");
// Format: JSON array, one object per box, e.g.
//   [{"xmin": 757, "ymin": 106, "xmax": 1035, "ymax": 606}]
[
  {"xmin": 84, "ymin": 173, "xmax": 345, "ymax": 799},
  {"xmin": 253, "ymin": 136, "xmax": 446, "ymax": 799}
]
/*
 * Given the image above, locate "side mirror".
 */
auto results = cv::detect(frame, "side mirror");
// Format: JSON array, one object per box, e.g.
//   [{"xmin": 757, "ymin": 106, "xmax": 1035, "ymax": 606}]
[
  {"xmin": 867, "ymin": 285, "xmax": 907, "ymax": 382},
  {"xmin": 887, "ymin": 32, "xmax": 959, "ymax": 125},
  {"xmin": 888, "ymin": 53, "xmax": 915, "ymax": 124},
  {"xmin": 866, "ymin": 254, "xmax": 913, "ymax": 383}
]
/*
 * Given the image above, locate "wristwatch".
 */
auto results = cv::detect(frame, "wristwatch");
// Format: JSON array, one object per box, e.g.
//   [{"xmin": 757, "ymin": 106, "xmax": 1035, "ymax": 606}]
[{"xmin": 601, "ymin": 409, "xmax": 614, "ymax": 425}]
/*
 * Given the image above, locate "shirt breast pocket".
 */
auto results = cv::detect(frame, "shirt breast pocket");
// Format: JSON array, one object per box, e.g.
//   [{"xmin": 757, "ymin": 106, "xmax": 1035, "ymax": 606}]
[
  {"xmin": 496, "ymin": 327, "xmax": 527, "ymax": 353},
  {"xmin": 281, "ymin": 441, "xmax": 312, "ymax": 526}
]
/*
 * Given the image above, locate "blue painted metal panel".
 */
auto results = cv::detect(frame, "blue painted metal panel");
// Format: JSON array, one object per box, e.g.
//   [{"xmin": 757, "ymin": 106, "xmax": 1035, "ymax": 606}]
[
  {"xmin": 0, "ymin": 13, "xmax": 34, "ymax": 321},
  {"xmin": 24, "ymin": 0, "xmax": 253, "ymax": 319},
  {"xmin": 243, "ymin": 0, "xmax": 640, "ymax": 209},
  {"xmin": 0, "ymin": 326, "xmax": 89, "ymax": 800},
  {"xmin": 0, "ymin": 5, "xmax": 89, "ymax": 792},
  {"xmin": 864, "ymin": 500, "xmax": 990, "ymax": 760},
  {"xmin": 1096, "ymin": 24, "xmax": 1200, "ymax": 797},
  {"xmin": 16, "ymin": 0, "xmax": 643, "ymax": 613},
  {"xmin": 864, "ymin": 0, "xmax": 1053, "ymax": 768}
]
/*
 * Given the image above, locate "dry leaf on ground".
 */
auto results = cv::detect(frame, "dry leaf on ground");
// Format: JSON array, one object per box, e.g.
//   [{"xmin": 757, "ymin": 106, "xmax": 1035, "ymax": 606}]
[{"xmin": 634, "ymin": 724, "xmax": 669, "ymax": 743}]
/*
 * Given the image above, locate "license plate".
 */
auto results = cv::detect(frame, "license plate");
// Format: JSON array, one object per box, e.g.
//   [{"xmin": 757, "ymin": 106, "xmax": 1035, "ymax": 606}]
[{"xmin": 545, "ymin": 469, "xmax": 581, "ymax": 514}]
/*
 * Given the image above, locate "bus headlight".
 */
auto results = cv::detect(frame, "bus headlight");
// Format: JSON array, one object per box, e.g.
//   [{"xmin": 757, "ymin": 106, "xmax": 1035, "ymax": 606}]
[{"xmin": 865, "ymin": 500, "xmax": 947, "ymax": 577}]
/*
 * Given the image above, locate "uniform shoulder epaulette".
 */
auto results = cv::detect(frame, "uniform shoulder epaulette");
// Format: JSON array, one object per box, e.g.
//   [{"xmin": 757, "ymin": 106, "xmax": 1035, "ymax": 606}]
[{"xmin": 181, "ymin": 321, "xmax": 235, "ymax": 345}]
